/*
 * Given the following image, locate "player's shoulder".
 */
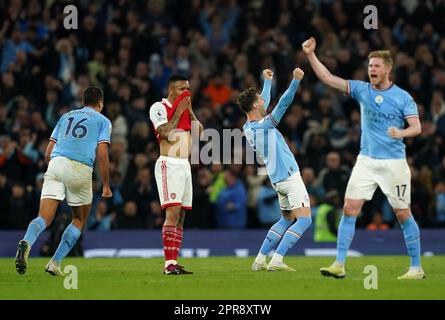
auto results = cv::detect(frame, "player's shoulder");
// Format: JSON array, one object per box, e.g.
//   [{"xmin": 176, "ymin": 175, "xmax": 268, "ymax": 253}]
[
  {"xmin": 100, "ymin": 114, "xmax": 112, "ymax": 126},
  {"xmin": 347, "ymin": 79, "xmax": 369, "ymax": 95},
  {"xmin": 392, "ymin": 84, "xmax": 414, "ymax": 100},
  {"xmin": 150, "ymin": 100, "xmax": 167, "ymax": 111},
  {"xmin": 348, "ymin": 79, "xmax": 369, "ymax": 89}
]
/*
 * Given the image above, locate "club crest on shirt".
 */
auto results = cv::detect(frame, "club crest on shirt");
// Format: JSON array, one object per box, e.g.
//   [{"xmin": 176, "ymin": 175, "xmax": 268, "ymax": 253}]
[
  {"xmin": 171, "ymin": 193, "xmax": 176, "ymax": 199},
  {"xmin": 156, "ymin": 110, "xmax": 164, "ymax": 118},
  {"xmin": 375, "ymin": 95, "xmax": 384, "ymax": 104}
]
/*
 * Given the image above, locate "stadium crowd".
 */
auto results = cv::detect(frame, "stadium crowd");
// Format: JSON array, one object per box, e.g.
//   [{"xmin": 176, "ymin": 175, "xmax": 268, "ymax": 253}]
[{"xmin": 1, "ymin": 0, "xmax": 445, "ymax": 231}]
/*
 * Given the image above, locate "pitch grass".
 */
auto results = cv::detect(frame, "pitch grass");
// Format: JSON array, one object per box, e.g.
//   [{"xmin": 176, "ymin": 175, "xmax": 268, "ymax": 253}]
[{"xmin": 1, "ymin": 256, "xmax": 444, "ymax": 300}]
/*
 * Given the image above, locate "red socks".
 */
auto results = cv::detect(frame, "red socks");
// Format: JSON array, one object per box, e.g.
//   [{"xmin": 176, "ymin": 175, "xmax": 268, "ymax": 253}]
[
  {"xmin": 162, "ymin": 226, "xmax": 184, "ymax": 263},
  {"xmin": 162, "ymin": 226, "xmax": 176, "ymax": 262},
  {"xmin": 173, "ymin": 227, "xmax": 183, "ymax": 260}
]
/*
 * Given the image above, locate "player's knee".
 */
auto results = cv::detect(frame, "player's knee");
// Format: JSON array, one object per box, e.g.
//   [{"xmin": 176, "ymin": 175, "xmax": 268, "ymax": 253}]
[
  {"xmin": 343, "ymin": 202, "xmax": 360, "ymax": 216},
  {"xmin": 281, "ymin": 210, "xmax": 294, "ymax": 221},
  {"xmin": 394, "ymin": 208, "xmax": 411, "ymax": 223},
  {"xmin": 165, "ymin": 206, "xmax": 181, "ymax": 224}
]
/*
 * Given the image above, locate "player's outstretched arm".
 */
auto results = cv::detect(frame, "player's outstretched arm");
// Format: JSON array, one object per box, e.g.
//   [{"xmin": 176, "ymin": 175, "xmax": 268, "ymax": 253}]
[
  {"xmin": 260, "ymin": 69, "xmax": 273, "ymax": 110},
  {"xmin": 156, "ymin": 96, "xmax": 189, "ymax": 140},
  {"xmin": 270, "ymin": 68, "xmax": 303, "ymax": 124},
  {"xmin": 302, "ymin": 37, "xmax": 348, "ymax": 94},
  {"xmin": 96, "ymin": 142, "xmax": 112, "ymax": 198}
]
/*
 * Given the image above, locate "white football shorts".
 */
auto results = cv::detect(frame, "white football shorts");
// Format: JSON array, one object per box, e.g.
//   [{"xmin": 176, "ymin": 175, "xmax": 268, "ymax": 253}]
[
  {"xmin": 345, "ymin": 155, "xmax": 411, "ymax": 209},
  {"xmin": 41, "ymin": 156, "xmax": 93, "ymax": 206},
  {"xmin": 272, "ymin": 172, "xmax": 310, "ymax": 211},
  {"xmin": 154, "ymin": 155, "xmax": 193, "ymax": 210}
]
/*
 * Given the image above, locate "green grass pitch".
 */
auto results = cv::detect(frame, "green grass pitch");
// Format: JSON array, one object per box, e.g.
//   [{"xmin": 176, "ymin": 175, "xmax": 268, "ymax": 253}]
[{"xmin": 1, "ymin": 256, "xmax": 444, "ymax": 300}]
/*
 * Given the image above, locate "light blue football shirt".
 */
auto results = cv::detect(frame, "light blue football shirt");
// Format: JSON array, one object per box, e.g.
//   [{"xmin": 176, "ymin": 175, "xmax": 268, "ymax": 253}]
[
  {"xmin": 244, "ymin": 79, "xmax": 300, "ymax": 184},
  {"xmin": 50, "ymin": 106, "xmax": 112, "ymax": 167},
  {"xmin": 348, "ymin": 80, "xmax": 419, "ymax": 159}
]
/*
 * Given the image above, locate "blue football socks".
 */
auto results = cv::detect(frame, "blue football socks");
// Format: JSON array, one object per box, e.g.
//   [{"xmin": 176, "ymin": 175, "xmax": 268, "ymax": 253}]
[
  {"xmin": 400, "ymin": 216, "xmax": 421, "ymax": 267},
  {"xmin": 335, "ymin": 215, "xmax": 357, "ymax": 265},
  {"xmin": 275, "ymin": 216, "xmax": 312, "ymax": 257},
  {"xmin": 258, "ymin": 217, "xmax": 294, "ymax": 257},
  {"xmin": 52, "ymin": 224, "xmax": 81, "ymax": 264},
  {"xmin": 23, "ymin": 216, "xmax": 47, "ymax": 246}
]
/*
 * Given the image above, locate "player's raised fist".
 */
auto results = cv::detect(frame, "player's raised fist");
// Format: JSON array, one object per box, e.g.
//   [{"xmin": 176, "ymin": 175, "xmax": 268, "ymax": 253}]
[
  {"xmin": 102, "ymin": 186, "xmax": 113, "ymax": 198},
  {"xmin": 263, "ymin": 69, "xmax": 274, "ymax": 80},
  {"xmin": 293, "ymin": 68, "xmax": 304, "ymax": 80},
  {"xmin": 302, "ymin": 37, "xmax": 316, "ymax": 55}
]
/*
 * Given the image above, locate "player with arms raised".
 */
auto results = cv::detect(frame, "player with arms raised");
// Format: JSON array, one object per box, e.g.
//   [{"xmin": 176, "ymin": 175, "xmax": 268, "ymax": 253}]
[
  {"xmin": 239, "ymin": 68, "xmax": 311, "ymax": 272},
  {"xmin": 149, "ymin": 75, "xmax": 203, "ymax": 275},
  {"xmin": 302, "ymin": 37, "xmax": 424, "ymax": 279},
  {"xmin": 15, "ymin": 87, "xmax": 112, "ymax": 276}
]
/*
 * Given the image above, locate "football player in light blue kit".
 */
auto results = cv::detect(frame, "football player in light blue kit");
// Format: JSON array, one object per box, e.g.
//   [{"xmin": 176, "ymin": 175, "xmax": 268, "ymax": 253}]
[
  {"xmin": 303, "ymin": 37, "xmax": 424, "ymax": 279},
  {"xmin": 238, "ymin": 68, "xmax": 311, "ymax": 272},
  {"xmin": 15, "ymin": 87, "xmax": 113, "ymax": 276}
]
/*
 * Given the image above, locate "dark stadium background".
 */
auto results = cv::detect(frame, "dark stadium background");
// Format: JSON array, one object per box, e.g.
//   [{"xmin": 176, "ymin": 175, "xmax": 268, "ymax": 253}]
[{"xmin": 1, "ymin": 0, "xmax": 444, "ymax": 238}]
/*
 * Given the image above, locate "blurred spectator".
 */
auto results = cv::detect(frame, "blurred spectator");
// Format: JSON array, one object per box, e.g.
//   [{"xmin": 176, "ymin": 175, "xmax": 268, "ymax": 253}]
[
  {"xmin": 366, "ymin": 211, "xmax": 390, "ymax": 231},
  {"xmin": 147, "ymin": 201, "xmax": 164, "ymax": 229},
  {"xmin": 317, "ymin": 152, "xmax": 349, "ymax": 199},
  {"xmin": 89, "ymin": 199, "xmax": 115, "ymax": 231},
  {"xmin": 244, "ymin": 164, "xmax": 266, "ymax": 228},
  {"xmin": 109, "ymin": 136, "xmax": 130, "ymax": 179},
  {"xmin": 314, "ymin": 190, "xmax": 341, "ymax": 242},
  {"xmin": 6, "ymin": 182, "xmax": 33, "ymax": 229},
  {"xmin": 209, "ymin": 163, "xmax": 226, "ymax": 203},
  {"xmin": 187, "ymin": 167, "xmax": 213, "ymax": 228},
  {"xmin": 434, "ymin": 182, "xmax": 445, "ymax": 226},
  {"xmin": 106, "ymin": 101, "xmax": 128, "ymax": 141},
  {"xmin": 301, "ymin": 167, "xmax": 325, "ymax": 206},
  {"xmin": 215, "ymin": 169, "xmax": 247, "ymax": 229},
  {"xmin": 203, "ymin": 73, "xmax": 233, "ymax": 111},
  {"xmin": 0, "ymin": 0, "xmax": 444, "ymax": 230},
  {"xmin": 116, "ymin": 201, "xmax": 143, "ymax": 229},
  {"xmin": 256, "ymin": 179, "xmax": 281, "ymax": 227},
  {"xmin": 0, "ymin": 174, "xmax": 10, "ymax": 227}
]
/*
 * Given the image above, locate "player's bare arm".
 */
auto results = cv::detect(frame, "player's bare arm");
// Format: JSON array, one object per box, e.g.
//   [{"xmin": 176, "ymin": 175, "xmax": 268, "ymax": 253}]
[
  {"xmin": 156, "ymin": 97, "xmax": 189, "ymax": 141},
  {"xmin": 302, "ymin": 37, "xmax": 348, "ymax": 93},
  {"xmin": 96, "ymin": 142, "xmax": 113, "ymax": 198},
  {"xmin": 388, "ymin": 117, "xmax": 422, "ymax": 139},
  {"xmin": 44, "ymin": 140, "xmax": 56, "ymax": 164}
]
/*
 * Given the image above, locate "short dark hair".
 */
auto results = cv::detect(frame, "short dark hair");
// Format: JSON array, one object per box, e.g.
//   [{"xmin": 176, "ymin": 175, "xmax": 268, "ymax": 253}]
[
  {"xmin": 82, "ymin": 87, "xmax": 103, "ymax": 106},
  {"xmin": 168, "ymin": 75, "xmax": 188, "ymax": 86},
  {"xmin": 237, "ymin": 87, "xmax": 258, "ymax": 113}
]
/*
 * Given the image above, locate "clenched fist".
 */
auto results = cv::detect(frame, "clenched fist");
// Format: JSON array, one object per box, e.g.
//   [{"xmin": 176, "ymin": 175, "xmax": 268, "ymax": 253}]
[
  {"xmin": 293, "ymin": 68, "xmax": 304, "ymax": 80},
  {"xmin": 302, "ymin": 37, "xmax": 316, "ymax": 55},
  {"xmin": 263, "ymin": 69, "xmax": 274, "ymax": 80}
]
